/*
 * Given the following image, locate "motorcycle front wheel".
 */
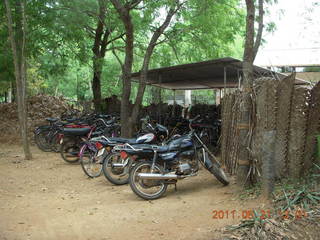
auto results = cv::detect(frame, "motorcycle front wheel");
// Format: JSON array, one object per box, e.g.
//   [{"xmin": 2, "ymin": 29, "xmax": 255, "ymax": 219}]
[
  {"xmin": 209, "ymin": 163, "xmax": 229, "ymax": 186},
  {"xmin": 202, "ymin": 150, "xmax": 229, "ymax": 185},
  {"xmin": 129, "ymin": 161, "xmax": 167, "ymax": 200}
]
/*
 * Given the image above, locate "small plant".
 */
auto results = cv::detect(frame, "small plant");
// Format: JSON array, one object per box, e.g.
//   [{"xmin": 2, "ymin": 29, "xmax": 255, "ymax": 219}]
[
  {"xmin": 273, "ymin": 163, "xmax": 320, "ymax": 211},
  {"xmin": 238, "ymin": 182, "xmax": 261, "ymax": 200}
]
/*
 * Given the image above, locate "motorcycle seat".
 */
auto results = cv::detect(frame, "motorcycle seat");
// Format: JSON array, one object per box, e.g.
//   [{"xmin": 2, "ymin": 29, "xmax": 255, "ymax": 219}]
[
  {"xmin": 63, "ymin": 127, "xmax": 91, "ymax": 136},
  {"xmin": 107, "ymin": 137, "xmax": 137, "ymax": 144},
  {"xmin": 46, "ymin": 117, "xmax": 59, "ymax": 122},
  {"xmin": 129, "ymin": 144, "xmax": 169, "ymax": 153},
  {"xmin": 66, "ymin": 118, "xmax": 79, "ymax": 123}
]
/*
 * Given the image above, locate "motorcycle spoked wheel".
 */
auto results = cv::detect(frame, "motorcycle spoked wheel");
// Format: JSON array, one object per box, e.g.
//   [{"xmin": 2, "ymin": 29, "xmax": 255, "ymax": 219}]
[
  {"xmin": 60, "ymin": 141, "xmax": 80, "ymax": 163},
  {"xmin": 102, "ymin": 152, "xmax": 130, "ymax": 185},
  {"xmin": 34, "ymin": 130, "xmax": 52, "ymax": 152},
  {"xmin": 129, "ymin": 161, "xmax": 167, "ymax": 200},
  {"xmin": 203, "ymin": 151, "xmax": 229, "ymax": 185},
  {"xmin": 209, "ymin": 163, "xmax": 229, "ymax": 186},
  {"xmin": 80, "ymin": 147, "xmax": 103, "ymax": 178},
  {"xmin": 50, "ymin": 135, "xmax": 61, "ymax": 153}
]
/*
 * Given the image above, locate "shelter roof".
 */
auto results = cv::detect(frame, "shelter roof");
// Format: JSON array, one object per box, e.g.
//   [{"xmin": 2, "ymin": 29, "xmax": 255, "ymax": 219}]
[{"xmin": 131, "ymin": 57, "xmax": 309, "ymax": 90}]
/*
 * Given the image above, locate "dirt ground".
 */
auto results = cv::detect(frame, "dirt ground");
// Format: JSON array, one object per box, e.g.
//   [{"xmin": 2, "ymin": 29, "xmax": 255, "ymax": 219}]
[{"xmin": 0, "ymin": 144, "xmax": 263, "ymax": 240}]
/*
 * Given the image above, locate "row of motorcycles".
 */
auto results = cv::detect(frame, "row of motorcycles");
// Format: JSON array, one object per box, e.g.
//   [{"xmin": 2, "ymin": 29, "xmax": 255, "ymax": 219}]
[{"xmin": 34, "ymin": 112, "xmax": 229, "ymax": 200}]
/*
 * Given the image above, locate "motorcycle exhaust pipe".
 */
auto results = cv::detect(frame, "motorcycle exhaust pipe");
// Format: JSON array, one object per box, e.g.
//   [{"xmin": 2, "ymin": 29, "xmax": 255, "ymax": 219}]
[
  {"xmin": 112, "ymin": 163, "xmax": 125, "ymax": 168},
  {"xmin": 112, "ymin": 159, "xmax": 129, "ymax": 168},
  {"xmin": 137, "ymin": 173, "xmax": 185, "ymax": 180}
]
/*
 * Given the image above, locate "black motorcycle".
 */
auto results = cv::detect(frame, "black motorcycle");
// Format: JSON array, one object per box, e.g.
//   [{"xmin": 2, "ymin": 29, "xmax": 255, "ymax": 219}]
[{"xmin": 123, "ymin": 115, "xmax": 228, "ymax": 200}]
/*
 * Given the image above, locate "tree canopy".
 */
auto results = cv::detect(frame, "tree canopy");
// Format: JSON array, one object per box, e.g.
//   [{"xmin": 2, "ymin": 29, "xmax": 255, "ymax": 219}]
[{"xmin": 0, "ymin": 0, "xmax": 246, "ymax": 104}]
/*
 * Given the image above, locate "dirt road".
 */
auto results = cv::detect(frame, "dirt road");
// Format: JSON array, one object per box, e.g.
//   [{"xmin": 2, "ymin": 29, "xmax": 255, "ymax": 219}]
[{"xmin": 0, "ymin": 145, "xmax": 261, "ymax": 240}]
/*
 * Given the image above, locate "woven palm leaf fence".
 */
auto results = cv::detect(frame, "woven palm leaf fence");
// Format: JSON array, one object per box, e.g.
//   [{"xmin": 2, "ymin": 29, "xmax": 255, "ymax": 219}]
[{"xmin": 221, "ymin": 74, "xmax": 320, "ymax": 180}]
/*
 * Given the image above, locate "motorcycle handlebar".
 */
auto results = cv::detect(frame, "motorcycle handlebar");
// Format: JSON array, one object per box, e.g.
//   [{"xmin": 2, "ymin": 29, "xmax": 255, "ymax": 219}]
[
  {"xmin": 189, "ymin": 115, "xmax": 201, "ymax": 130},
  {"xmin": 189, "ymin": 115, "xmax": 201, "ymax": 123}
]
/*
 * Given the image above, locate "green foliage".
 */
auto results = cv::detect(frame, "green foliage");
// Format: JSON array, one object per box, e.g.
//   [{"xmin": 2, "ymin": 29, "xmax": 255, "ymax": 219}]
[
  {"xmin": 304, "ymin": 66, "xmax": 320, "ymax": 72},
  {"xmin": 0, "ymin": 0, "xmax": 247, "ymax": 104}
]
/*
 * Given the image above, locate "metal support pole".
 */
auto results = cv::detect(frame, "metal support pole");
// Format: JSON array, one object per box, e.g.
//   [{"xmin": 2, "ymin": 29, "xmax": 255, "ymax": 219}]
[
  {"xmin": 224, "ymin": 67, "xmax": 227, "ymax": 95},
  {"xmin": 158, "ymin": 74, "xmax": 162, "ymax": 123},
  {"xmin": 173, "ymin": 89, "xmax": 176, "ymax": 117},
  {"xmin": 237, "ymin": 69, "xmax": 241, "ymax": 89}
]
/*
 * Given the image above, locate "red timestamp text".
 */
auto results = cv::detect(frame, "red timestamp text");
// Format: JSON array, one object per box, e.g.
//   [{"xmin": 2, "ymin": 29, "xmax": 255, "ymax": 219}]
[{"xmin": 212, "ymin": 209, "xmax": 308, "ymax": 220}]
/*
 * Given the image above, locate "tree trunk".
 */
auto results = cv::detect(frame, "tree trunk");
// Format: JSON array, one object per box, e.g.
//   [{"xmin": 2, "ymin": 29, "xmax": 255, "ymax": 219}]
[
  {"xmin": 111, "ymin": 0, "xmax": 181, "ymax": 137},
  {"xmin": 91, "ymin": 0, "xmax": 110, "ymax": 112},
  {"xmin": 4, "ymin": 0, "xmax": 32, "ymax": 160},
  {"xmin": 129, "ymin": 5, "xmax": 178, "ymax": 135},
  {"xmin": 92, "ymin": 58, "xmax": 103, "ymax": 112},
  {"xmin": 236, "ymin": 0, "xmax": 256, "ymax": 185},
  {"xmin": 110, "ymin": 0, "xmax": 134, "ymax": 138}
]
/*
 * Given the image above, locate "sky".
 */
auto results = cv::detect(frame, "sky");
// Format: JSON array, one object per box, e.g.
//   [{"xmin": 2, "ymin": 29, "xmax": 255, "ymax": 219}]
[{"xmin": 254, "ymin": 0, "xmax": 320, "ymax": 67}]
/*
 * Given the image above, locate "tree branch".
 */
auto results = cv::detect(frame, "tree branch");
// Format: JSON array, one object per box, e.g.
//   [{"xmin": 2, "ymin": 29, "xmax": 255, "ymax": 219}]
[
  {"xmin": 92, "ymin": 0, "xmax": 107, "ymax": 56},
  {"xmin": 106, "ymin": 32, "xmax": 126, "ymax": 45},
  {"xmin": 112, "ymin": 46, "xmax": 124, "ymax": 71},
  {"xmin": 128, "ymin": 0, "xmax": 143, "ymax": 9},
  {"xmin": 253, "ymin": 0, "xmax": 264, "ymax": 60},
  {"xmin": 100, "ymin": 27, "xmax": 111, "ymax": 56}
]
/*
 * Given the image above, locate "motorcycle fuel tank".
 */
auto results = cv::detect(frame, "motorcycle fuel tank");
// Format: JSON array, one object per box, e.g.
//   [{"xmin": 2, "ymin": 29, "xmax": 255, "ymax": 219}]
[
  {"xmin": 159, "ymin": 152, "xmax": 179, "ymax": 161},
  {"xmin": 168, "ymin": 135, "xmax": 193, "ymax": 151},
  {"xmin": 136, "ymin": 133, "xmax": 155, "ymax": 143}
]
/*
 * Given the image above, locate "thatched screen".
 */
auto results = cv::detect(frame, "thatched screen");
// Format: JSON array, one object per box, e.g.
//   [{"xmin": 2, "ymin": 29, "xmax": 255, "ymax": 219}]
[{"xmin": 221, "ymin": 75, "xmax": 320, "ymax": 179}]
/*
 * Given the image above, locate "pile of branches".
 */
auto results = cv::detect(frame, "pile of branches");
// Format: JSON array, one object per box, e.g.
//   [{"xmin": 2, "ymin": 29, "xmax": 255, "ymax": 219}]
[
  {"xmin": 0, "ymin": 94, "xmax": 70, "ymax": 140},
  {"xmin": 221, "ymin": 206, "xmax": 320, "ymax": 240}
]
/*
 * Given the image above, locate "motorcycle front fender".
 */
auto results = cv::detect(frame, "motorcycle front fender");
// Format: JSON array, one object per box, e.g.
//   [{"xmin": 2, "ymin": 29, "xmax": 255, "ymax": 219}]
[{"xmin": 202, "ymin": 149, "xmax": 214, "ymax": 170}]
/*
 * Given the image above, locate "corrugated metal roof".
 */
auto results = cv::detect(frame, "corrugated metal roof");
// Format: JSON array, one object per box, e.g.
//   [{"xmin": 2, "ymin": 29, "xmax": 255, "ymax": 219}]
[{"xmin": 131, "ymin": 57, "xmax": 309, "ymax": 90}]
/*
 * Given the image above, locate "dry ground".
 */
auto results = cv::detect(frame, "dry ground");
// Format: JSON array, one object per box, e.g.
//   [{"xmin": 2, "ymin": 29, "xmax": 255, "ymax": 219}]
[{"xmin": 0, "ymin": 144, "xmax": 262, "ymax": 240}]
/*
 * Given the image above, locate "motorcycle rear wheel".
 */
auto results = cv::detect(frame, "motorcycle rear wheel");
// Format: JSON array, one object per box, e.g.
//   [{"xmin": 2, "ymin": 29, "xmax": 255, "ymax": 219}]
[
  {"xmin": 34, "ymin": 130, "xmax": 52, "ymax": 152},
  {"xmin": 103, "ymin": 152, "xmax": 130, "ymax": 185},
  {"xmin": 60, "ymin": 141, "xmax": 80, "ymax": 163},
  {"xmin": 129, "ymin": 161, "xmax": 167, "ymax": 200}
]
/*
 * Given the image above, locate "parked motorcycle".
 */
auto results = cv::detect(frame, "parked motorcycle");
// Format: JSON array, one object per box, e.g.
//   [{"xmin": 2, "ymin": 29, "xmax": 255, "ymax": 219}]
[
  {"xmin": 124, "ymin": 115, "xmax": 229, "ymax": 200},
  {"xmin": 34, "ymin": 117, "xmax": 90, "ymax": 152},
  {"xmin": 34, "ymin": 113, "xmax": 115, "ymax": 152},
  {"xmin": 60, "ymin": 117, "xmax": 119, "ymax": 163},
  {"xmin": 80, "ymin": 122, "xmax": 169, "ymax": 183}
]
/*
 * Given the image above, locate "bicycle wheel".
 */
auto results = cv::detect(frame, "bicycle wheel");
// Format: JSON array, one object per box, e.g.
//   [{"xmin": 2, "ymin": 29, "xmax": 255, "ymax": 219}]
[{"xmin": 80, "ymin": 146, "xmax": 104, "ymax": 178}]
